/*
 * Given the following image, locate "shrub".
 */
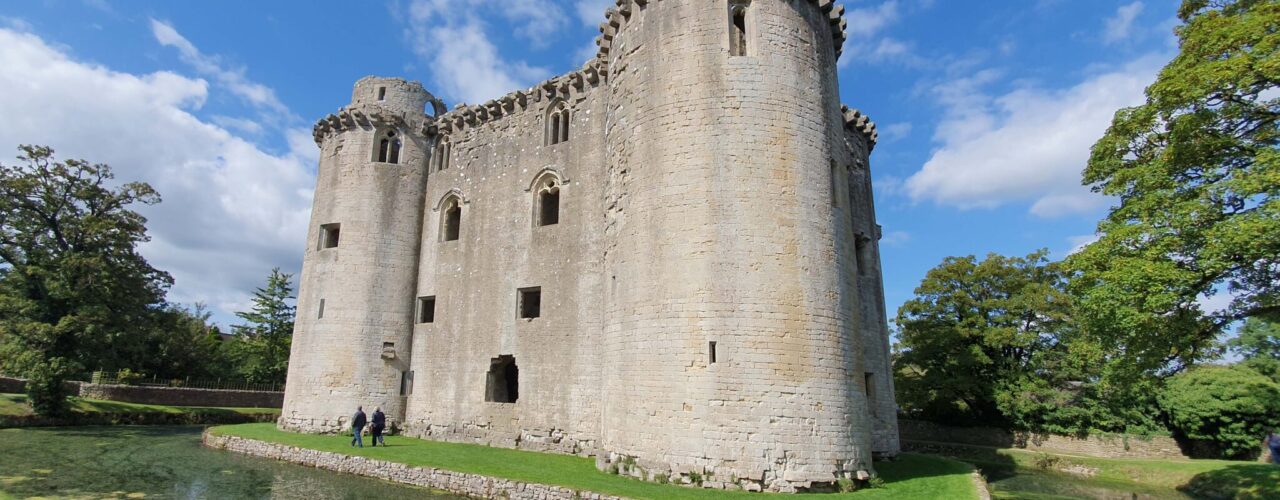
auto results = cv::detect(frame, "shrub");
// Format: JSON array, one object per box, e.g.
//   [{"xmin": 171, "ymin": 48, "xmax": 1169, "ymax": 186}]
[
  {"xmin": 26, "ymin": 358, "xmax": 76, "ymax": 417},
  {"xmin": 1032, "ymin": 452, "xmax": 1062, "ymax": 470},
  {"xmin": 1158, "ymin": 365, "xmax": 1280, "ymax": 459},
  {"xmin": 837, "ymin": 478, "xmax": 858, "ymax": 493}
]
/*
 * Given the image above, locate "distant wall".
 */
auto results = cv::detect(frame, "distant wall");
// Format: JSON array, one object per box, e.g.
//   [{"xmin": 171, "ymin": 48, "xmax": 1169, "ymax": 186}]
[
  {"xmin": 77, "ymin": 384, "xmax": 283, "ymax": 408},
  {"xmin": 898, "ymin": 419, "xmax": 1188, "ymax": 460},
  {"xmin": 0, "ymin": 376, "xmax": 24, "ymax": 393}
]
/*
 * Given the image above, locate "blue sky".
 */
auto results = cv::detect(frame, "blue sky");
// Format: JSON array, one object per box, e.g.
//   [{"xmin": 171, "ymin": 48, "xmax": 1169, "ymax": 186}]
[{"xmin": 0, "ymin": 0, "xmax": 1189, "ymax": 330}]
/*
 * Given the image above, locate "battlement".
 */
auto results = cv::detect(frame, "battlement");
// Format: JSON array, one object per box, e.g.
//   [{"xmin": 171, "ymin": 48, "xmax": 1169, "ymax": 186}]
[
  {"xmin": 428, "ymin": 60, "xmax": 607, "ymax": 137},
  {"xmin": 842, "ymin": 105, "xmax": 879, "ymax": 151},
  {"xmin": 591, "ymin": 0, "xmax": 848, "ymax": 61}
]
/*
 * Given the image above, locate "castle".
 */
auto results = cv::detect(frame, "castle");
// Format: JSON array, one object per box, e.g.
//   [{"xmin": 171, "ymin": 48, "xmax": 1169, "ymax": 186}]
[{"xmin": 280, "ymin": 0, "xmax": 899, "ymax": 492}]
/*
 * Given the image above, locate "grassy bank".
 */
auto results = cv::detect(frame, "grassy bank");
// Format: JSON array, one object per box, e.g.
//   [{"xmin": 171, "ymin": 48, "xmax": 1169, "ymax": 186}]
[
  {"xmin": 911, "ymin": 440, "xmax": 1280, "ymax": 499},
  {"xmin": 211, "ymin": 423, "xmax": 980, "ymax": 499},
  {"xmin": 0, "ymin": 393, "xmax": 279, "ymax": 427}
]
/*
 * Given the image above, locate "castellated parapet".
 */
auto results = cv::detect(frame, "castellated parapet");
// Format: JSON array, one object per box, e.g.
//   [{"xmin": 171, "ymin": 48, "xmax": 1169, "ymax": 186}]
[{"xmin": 281, "ymin": 0, "xmax": 898, "ymax": 493}]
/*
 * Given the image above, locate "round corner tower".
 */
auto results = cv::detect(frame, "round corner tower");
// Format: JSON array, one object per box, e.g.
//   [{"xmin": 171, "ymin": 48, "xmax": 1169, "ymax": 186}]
[
  {"xmin": 599, "ymin": 0, "xmax": 872, "ymax": 491},
  {"xmin": 280, "ymin": 76, "xmax": 437, "ymax": 433}
]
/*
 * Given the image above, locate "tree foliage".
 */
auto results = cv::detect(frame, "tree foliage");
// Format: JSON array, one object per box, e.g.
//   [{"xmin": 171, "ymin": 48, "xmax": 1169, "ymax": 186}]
[
  {"xmin": 229, "ymin": 268, "xmax": 295, "ymax": 384},
  {"xmin": 1229, "ymin": 317, "xmax": 1280, "ymax": 381},
  {"xmin": 0, "ymin": 145, "xmax": 170, "ymax": 414},
  {"xmin": 1069, "ymin": 0, "xmax": 1280, "ymax": 377},
  {"xmin": 894, "ymin": 251, "xmax": 1082, "ymax": 429},
  {"xmin": 1159, "ymin": 365, "xmax": 1280, "ymax": 459}
]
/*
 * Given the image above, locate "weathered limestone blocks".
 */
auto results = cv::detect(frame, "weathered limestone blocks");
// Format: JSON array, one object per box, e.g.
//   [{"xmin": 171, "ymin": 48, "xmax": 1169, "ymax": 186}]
[
  {"xmin": 286, "ymin": 0, "xmax": 899, "ymax": 493},
  {"xmin": 203, "ymin": 431, "xmax": 624, "ymax": 500}
]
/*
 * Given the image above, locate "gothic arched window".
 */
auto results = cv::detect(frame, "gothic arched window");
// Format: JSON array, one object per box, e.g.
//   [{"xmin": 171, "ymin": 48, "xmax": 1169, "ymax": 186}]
[
  {"xmin": 375, "ymin": 130, "xmax": 401, "ymax": 164},
  {"xmin": 534, "ymin": 175, "xmax": 560, "ymax": 227},
  {"xmin": 546, "ymin": 101, "xmax": 569, "ymax": 146},
  {"xmin": 441, "ymin": 196, "xmax": 462, "ymax": 242},
  {"xmin": 431, "ymin": 136, "xmax": 451, "ymax": 171}
]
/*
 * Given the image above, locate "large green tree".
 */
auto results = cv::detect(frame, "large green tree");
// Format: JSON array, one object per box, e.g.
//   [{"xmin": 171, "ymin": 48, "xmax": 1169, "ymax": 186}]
[
  {"xmin": 1070, "ymin": 0, "xmax": 1279, "ymax": 377},
  {"xmin": 1229, "ymin": 317, "xmax": 1280, "ymax": 381},
  {"xmin": 230, "ymin": 268, "xmax": 295, "ymax": 384},
  {"xmin": 894, "ymin": 251, "xmax": 1092, "ymax": 431},
  {"xmin": 0, "ymin": 145, "xmax": 171, "ymax": 414}
]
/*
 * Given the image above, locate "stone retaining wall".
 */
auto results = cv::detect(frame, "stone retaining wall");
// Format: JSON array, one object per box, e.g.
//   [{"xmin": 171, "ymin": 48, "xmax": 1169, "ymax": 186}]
[
  {"xmin": 202, "ymin": 431, "xmax": 622, "ymax": 500},
  {"xmin": 898, "ymin": 419, "xmax": 1187, "ymax": 459},
  {"xmin": 76, "ymin": 384, "xmax": 282, "ymax": 408}
]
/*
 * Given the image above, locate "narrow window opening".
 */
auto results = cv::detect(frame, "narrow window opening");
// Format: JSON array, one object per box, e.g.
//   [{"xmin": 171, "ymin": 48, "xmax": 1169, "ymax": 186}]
[
  {"xmin": 560, "ymin": 110, "xmax": 570, "ymax": 143},
  {"xmin": 417, "ymin": 296, "xmax": 436, "ymax": 324},
  {"xmin": 442, "ymin": 199, "xmax": 461, "ymax": 242},
  {"xmin": 855, "ymin": 235, "xmax": 870, "ymax": 276},
  {"xmin": 518, "ymin": 287, "xmax": 541, "ymax": 319},
  {"xmin": 318, "ymin": 298, "xmax": 326, "ymax": 319},
  {"xmin": 546, "ymin": 102, "xmax": 569, "ymax": 145},
  {"xmin": 549, "ymin": 114, "xmax": 561, "ymax": 145},
  {"xmin": 377, "ymin": 87, "xmax": 387, "ymax": 101},
  {"xmin": 865, "ymin": 372, "xmax": 877, "ymax": 406},
  {"xmin": 730, "ymin": 4, "xmax": 748, "ymax": 57},
  {"xmin": 830, "ymin": 161, "xmax": 840, "ymax": 207},
  {"xmin": 400, "ymin": 370, "xmax": 414, "ymax": 396},
  {"xmin": 485, "ymin": 355, "xmax": 519, "ymax": 403},
  {"xmin": 537, "ymin": 184, "xmax": 560, "ymax": 226},
  {"xmin": 709, "ymin": 341, "xmax": 718, "ymax": 364},
  {"xmin": 388, "ymin": 135, "xmax": 401, "ymax": 164},
  {"xmin": 432, "ymin": 138, "xmax": 452, "ymax": 171},
  {"xmin": 320, "ymin": 223, "xmax": 341, "ymax": 250},
  {"xmin": 377, "ymin": 131, "xmax": 400, "ymax": 164}
]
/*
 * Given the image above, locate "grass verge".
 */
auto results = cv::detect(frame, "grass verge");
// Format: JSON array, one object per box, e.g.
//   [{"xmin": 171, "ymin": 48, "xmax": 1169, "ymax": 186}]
[
  {"xmin": 0, "ymin": 392, "xmax": 279, "ymax": 417},
  {"xmin": 211, "ymin": 423, "xmax": 979, "ymax": 500},
  {"xmin": 914, "ymin": 440, "xmax": 1280, "ymax": 499}
]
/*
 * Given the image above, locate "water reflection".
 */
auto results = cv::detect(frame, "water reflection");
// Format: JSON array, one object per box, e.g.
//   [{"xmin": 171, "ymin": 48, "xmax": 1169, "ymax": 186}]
[{"xmin": 0, "ymin": 426, "xmax": 464, "ymax": 499}]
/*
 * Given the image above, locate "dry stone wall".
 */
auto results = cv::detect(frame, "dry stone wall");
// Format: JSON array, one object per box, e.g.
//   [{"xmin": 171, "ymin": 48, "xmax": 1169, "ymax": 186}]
[
  {"xmin": 77, "ymin": 384, "xmax": 282, "ymax": 408},
  {"xmin": 203, "ymin": 431, "xmax": 623, "ymax": 500},
  {"xmin": 899, "ymin": 420, "xmax": 1189, "ymax": 460}
]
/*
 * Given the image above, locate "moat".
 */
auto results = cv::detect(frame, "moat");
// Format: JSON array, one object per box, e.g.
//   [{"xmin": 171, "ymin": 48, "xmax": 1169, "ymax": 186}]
[{"xmin": 0, "ymin": 426, "xmax": 461, "ymax": 499}]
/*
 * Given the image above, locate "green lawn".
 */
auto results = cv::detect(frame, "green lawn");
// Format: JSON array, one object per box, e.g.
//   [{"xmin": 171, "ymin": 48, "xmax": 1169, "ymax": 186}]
[
  {"xmin": 918, "ymin": 440, "xmax": 1280, "ymax": 499},
  {"xmin": 0, "ymin": 392, "xmax": 280, "ymax": 418},
  {"xmin": 212, "ymin": 423, "xmax": 979, "ymax": 500}
]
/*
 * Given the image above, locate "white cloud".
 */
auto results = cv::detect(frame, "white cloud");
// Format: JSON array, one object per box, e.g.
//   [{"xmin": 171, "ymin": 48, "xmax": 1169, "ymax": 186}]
[
  {"xmin": 882, "ymin": 122, "xmax": 913, "ymax": 142},
  {"xmin": 0, "ymin": 28, "xmax": 315, "ymax": 324},
  {"xmin": 1063, "ymin": 233, "xmax": 1100, "ymax": 257},
  {"xmin": 905, "ymin": 54, "xmax": 1166, "ymax": 216},
  {"xmin": 150, "ymin": 19, "xmax": 290, "ymax": 116},
  {"xmin": 881, "ymin": 230, "xmax": 912, "ymax": 247},
  {"xmin": 841, "ymin": 1, "xmax": 924, "ymax": 67},
  {"xmin": 1103, "ymin": 2, "xmax": 1144, "ymax": 45},
  {"xmin": 402, "ymin": 0, "xmax": 555, "ymax": 104},
  {"xmin": 574, "ymin": 0, "xmax": 614, "ymax": 26}
]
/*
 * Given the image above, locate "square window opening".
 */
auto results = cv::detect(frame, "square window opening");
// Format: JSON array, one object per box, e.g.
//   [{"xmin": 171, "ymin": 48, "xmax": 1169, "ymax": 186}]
[
  {"xmin": 377, "ymin": 87, "xmax": 386, "ymax": 101},
  {"xmin": 417, "ymin": 296, "xmax": 436, "ymax": 324},
  {"xmin": 518, "ymin": 287, "xmax": 541, "ymax": 319},
  {"xmin": 320, "ymin": 223, "xmax": 341, "ymax": 250}
]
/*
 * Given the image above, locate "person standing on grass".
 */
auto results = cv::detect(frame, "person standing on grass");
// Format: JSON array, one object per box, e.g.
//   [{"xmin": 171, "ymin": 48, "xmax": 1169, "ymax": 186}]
[
  {"xmin": 351, "ymin": 406, "xmax": 367, "ymax": 448},
  {"xmin": 1267, "ymin": 429, "xmax": 1280, "ymax": 464},
  {"xmin": 371, "ymin": 407, "xmax": 386, "ymax": 447}
]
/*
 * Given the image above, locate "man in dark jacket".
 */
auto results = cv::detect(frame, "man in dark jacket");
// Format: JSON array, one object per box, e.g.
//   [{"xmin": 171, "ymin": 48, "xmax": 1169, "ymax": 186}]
[
  {"xmin": 371, "ymin": 407, "xmax": 386, "ymax": 447},
  {"xmin": 350, "ymin": 406, "xmax": 367, "ymax": 448}
]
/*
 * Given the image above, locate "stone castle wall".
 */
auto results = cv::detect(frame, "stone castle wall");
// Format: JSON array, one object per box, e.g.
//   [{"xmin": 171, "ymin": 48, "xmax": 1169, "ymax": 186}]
[
  {"xmin": 283, "ymin": 0, "xmax": 896, "ymax": 493},
  {"xmin": 597, "ymin": 0, "xmax": 876, "ymax": 491},
  {"xmin": 401, "ymin": 63, "xmax": 609, "ymax": 455}
]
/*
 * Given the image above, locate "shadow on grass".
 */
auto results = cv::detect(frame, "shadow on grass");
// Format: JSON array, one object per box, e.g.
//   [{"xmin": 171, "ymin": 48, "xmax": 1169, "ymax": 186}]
[{"xmin": 1178, "ymin": 463, "xmax": 1280, "ymax": 500}]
